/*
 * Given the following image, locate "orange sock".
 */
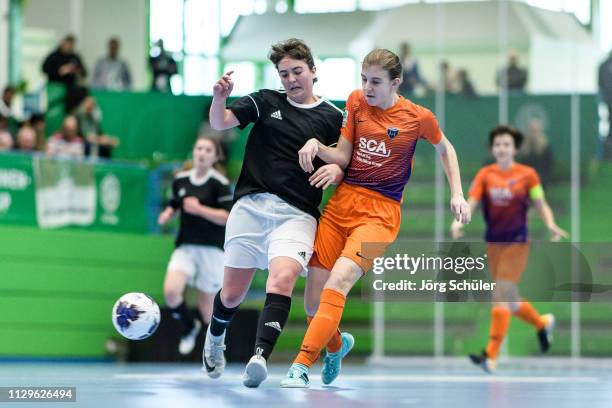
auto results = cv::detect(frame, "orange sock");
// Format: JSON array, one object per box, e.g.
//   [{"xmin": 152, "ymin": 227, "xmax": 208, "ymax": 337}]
[
  {"xmin": 306, "ymin": 315, "xmax": 343, "ymax": 353},
  {"xmin": 513, "ymin": 301, "xmax": 545, "ymax": 330},
  {"xmin": 485, "ymin": 306, "xmax": 511, "ymax": 359},
  {"xmin": 295, "ymin": 289, "xmax": 346, "ymax": 367}
]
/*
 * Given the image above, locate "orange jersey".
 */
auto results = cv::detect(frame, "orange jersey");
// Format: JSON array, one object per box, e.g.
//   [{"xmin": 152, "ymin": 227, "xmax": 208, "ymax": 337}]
[
  {"xmin": 341, "ymin": 89, "xmax": 442, "ymax": 201},
  {"xmin": 469, "ymin": 163, "xmax": 541, "ymax": 242}
]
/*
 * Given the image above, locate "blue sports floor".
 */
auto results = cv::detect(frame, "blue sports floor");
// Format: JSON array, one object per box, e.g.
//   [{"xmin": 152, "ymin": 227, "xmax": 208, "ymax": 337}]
[{"xmin": 1, "ymin": 358, "xmax": 611, "ymax": 407}]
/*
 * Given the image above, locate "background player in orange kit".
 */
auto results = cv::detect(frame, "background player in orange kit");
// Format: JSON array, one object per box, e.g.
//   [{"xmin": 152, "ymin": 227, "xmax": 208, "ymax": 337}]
[
  {"xmin": 451, "ymin": 124, "xmax": 569, "ymax": 373},
  {"xmin": 281, "ymin": 48, "xmax": 471, "ymax": 388}
]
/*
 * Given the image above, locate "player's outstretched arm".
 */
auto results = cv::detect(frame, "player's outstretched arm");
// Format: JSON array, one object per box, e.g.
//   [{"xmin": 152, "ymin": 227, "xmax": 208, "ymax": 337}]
[
  {"xmin": 433, "ymin": 134, "xmax": 471, "ymax": 225},
  {"xmin": 532, "ymin": 197, "xmax": 569, "ymax": 241},
  {"xmin": 298, "ymin": 136, "xmax": 353, "ymax": 173},
  {"xmin": 182, "ymin": 197, "xmax": 230, "ymax": 226},
  {"xmin": 158, "ymin": 206, "xmax": 176, "ymax": 225},
  {"xmin": 210, "ymin": 70, "xmax": 240, "ymax": 130},
  {"xmin": 451, "ymin": 197, "xmax": 478, "ymax": 239}
]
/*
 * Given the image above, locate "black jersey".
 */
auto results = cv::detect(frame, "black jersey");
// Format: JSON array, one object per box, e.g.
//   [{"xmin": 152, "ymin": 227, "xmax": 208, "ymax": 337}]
[
  {"xmin": 229, "ymin": 89, "xmax": 343, "ymax": 219},
  {"xmin": 168, "ymin": 169, "xmax": 233, "ymax": 249}
]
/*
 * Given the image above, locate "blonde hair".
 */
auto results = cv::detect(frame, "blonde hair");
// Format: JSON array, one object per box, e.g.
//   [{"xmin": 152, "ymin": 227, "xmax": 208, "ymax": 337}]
[{"xmin": 362, "ymin": 49, "xmax": 403, "ymax": 82}]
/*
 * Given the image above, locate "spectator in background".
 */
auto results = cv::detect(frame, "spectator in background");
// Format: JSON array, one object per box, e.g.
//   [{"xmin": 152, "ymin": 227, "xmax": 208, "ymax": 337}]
[
  {"xmin": 0, "ymin": 85, "xmax": 17, "ymax": 119},
  {"xmin": 42, "ymin": 35, "xmax": 87, "ymax": 86},
  {"xmin": 46, "ymin": 115, "xmax": 84, "ymax": 159},
  {"xmin": 496, "ymin": 49, "xmax": 528, "ymax": 93},
  {"xmin": 149, "ymin": 40, "xmax": 177, "ymax": 93},
  {"xmin": 0, "ymin": 85, "xmax": 21, "ymax": 134},
  {"xmin": 598, "ymin": 49, "xmax": 612, "ymax": 158},
  {"xmin": 28, "ymin": 113, "xmax": 47, "ymax": 151},
  {"xmin": 14, "ymin": 124, "xmax": 37, "ymax": 152},
  {"xmin": 398, "ymin": 42, "xmax": 430, "ymax": 97},
  {"xmin": 92, "ymin": 37, "xmax": 132, "ymax": 91},
  {"xmin": 76, "ymin": 96, "xmax": 119, "ymax": 159},
  {"xmin": 439, "ymin": 60, "xmax": 458, "ymax": 94},
  {"xmin": 457, "ymin": 69, "xmax": 477, "ymax": 98},
  {"xmin": 0, "ymin": 115, "xmax": 13, "ymax": 151},
  {"xmin": 42, "ymin": 35, "xmax": 88, "ymax": 112},
  {"xmin": 519, "ymin": 118, "xmax": 554, "ymax": 184}
]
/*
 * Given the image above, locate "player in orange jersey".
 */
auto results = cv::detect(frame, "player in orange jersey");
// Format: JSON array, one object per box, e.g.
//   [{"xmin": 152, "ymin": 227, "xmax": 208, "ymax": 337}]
[
  {"xmin": 280, "ymin": 49, "xmax": 471, "ymax": 388},
  {"xmin": 451, "ymin": 124, "xmax": 569, "ymax": 373}
]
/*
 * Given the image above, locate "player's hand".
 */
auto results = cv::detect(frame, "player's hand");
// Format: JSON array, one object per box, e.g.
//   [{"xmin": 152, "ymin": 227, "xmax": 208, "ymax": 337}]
[
  {"xmin": 299, "ymin": 138, "xmax": 320, "ymax": 173},
  {"xmin": 549, "ymin": 224, "xmax": 569, "ymax": 242},
  {"xmin": 212, "ymin": 71, "xmax": 234, "ymax": 99},
  {"xmin": 450, "ymin": 194, "xmax": 471, "ymax": 224},
  {"xmin": 450, "ymin": 219, "xmax": 465, "ymax": 240},
  {"xmin": 182, "ymin": 197, "xmax": 202, "ymax": 216},
  {"xmin": 157, "ymin": 208, "xmax": 174, "ymax": 225},
  {"xmin": 59, "ymin": 63, "xmax": 75, "ymax": 76},
  {"xmin": 309, "ymin": 164, "xmax": 344, "ymax": 189}
]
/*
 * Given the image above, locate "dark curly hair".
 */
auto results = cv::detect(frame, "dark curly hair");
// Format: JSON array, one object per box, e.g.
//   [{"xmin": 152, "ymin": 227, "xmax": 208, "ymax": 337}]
[{"xmin": 488, "ymin": 124, "xmax": 524, "ymax": 149}]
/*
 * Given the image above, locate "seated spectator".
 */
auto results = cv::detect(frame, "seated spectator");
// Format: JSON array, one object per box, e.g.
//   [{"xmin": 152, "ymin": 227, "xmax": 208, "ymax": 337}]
[
  {"xmin": 439, "ymin": 60, "xmax": 459, "ymax": 94},
  {"xmin": 0, "ymin": 85, "xmax": 21, "ymax": 134},
  {"xmin": 0, "ymin": 115, "xmax": 13, "ymax": 151},
  {"xmin": 457, "ymin": 69, "xmax": 477, "ymax": 98},
  {"xmin": 46, "ymin": 115, "xmax": 84, "ymax": 159},
  {"xmin": 14, "ymin": 125, "xmax": 38, "ymax": 152},
  {"xmin": 76, "ymin": 96, "xmax": 119, "ymax": 158},
  {"xmin": 28, "ymin": 113, "xmax": 47, "ymax": 151},
  {"xmin": 398, "ymin": 42, "xmax": 430, "ymax": 97},
  {"xmin": 92, "ymin": 37, "xmax": 132, "ymax": 91},
  {"xmin": 0, "ymin": 85, "xmax": 17, "ymax": 118}
]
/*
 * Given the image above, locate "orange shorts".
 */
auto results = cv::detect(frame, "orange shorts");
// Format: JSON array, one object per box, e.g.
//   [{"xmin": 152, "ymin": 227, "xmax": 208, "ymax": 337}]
[
  {"xmin": 310, "ymin": 182, "xmax": 401, "ymax": 273},
  {"xmin": 486, "ymin": 243, "xmax": 529, "ymax": 283}
]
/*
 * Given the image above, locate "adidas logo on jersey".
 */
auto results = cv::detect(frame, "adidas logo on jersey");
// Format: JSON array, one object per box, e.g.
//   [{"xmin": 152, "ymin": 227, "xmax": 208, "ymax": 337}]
[
  {"xmin": 264, "ymin": 321, "xmax": 282, "ymax": 332},
  {"xmin": 298, "ymin": 251, "xmax": 306, "ymax": 260},
  {"xmin": 270, "ymin": 110, "xmax": 283, "ymax": 120}
]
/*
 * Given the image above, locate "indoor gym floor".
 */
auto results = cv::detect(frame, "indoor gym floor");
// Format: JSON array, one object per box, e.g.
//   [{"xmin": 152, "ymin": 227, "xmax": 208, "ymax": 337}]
[{"xmin": 1, "ymin": 358, "xmax": 611, "ymax": 408}]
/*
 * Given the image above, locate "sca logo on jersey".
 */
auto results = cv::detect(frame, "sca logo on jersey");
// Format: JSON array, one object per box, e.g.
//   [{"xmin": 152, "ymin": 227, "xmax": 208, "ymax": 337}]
[
  {"xmin": 359, "ymin": 137, "xmax": 391, "ymax": 158},
  {"xmin": 489, "ymin": 187, "xmax": 513, "ymax": 203}
]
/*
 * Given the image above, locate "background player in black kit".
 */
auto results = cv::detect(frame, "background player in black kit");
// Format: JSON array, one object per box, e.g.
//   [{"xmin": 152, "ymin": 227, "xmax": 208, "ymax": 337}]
[
  {"xmin": 158, "ymin": 136, "xmax": 233, "ymax": 356},
  {"xmin": 203, "ymin": 38, "xmax": 345, "ymax": 388}
]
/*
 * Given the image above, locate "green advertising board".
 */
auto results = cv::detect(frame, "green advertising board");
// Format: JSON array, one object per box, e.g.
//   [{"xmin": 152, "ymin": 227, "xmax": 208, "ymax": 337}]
[{"xmin": 0, "ymin": 153, "xmax": 148, "ymax": 232}]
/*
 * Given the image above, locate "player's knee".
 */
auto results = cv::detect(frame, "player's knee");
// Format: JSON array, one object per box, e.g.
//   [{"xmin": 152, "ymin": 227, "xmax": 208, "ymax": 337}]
[
  {"xmin": 164, "ymin": 287, "xmax": 183, "ymax": 308},
  {"xmin": 220, "ymin": 288, "xmax": 245, "ymax": 309},
  {"xmin": 266, "ymin": 268, "xmax": 298, "ymax": 296},
  {"xmin": 325, "ymin": 273, "xmax": 353, "ymax": 294}
]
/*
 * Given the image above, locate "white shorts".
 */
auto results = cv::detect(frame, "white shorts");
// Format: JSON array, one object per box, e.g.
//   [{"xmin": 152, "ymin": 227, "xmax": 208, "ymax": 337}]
[
  {"xmin": 224, "ymin": 193, "xmax": 317, "ymax": 275},
  {"xmin": 167, "ymin": 244, "xmax": 224, "ymax": 294}
]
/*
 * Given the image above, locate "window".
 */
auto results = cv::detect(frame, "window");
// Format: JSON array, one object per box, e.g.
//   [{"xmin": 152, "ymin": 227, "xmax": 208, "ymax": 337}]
[
  {"xmin": 150, "ymin": 0, "xmax": 233, "ymax": 95},
  {"xmin": 315, "ymin": 58, "xmax": 357, "ymax": 100},
  {"xmin": 295, "ymin": 0, "xmax": 356, "ymax": 13},
  {"xmin": 223, "ymin": 62, "xmax": 256, "ymax": 96}
]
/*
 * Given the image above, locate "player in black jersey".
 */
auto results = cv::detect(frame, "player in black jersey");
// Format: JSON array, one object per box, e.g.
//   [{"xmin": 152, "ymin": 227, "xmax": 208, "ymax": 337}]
[
  {"xmin": 159, "ymin": 136, "xmax": 233, "ymax": 355},
  {"xmin": 203, "ymin": 38, "xmax": 345, "ymax": 388}
]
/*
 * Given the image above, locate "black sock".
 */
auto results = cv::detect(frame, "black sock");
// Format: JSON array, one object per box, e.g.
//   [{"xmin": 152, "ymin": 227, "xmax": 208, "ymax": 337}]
[
  {"xmin": 169, "ymin": 301, "xmax": 195, "ymax": 336},
  {"xmin": 209, "ymin": 289, "xmax": 240, "ymax": 336},
  {"xmin": 254, "ymin": 293, "xmax": 291, "ymax": 360}
]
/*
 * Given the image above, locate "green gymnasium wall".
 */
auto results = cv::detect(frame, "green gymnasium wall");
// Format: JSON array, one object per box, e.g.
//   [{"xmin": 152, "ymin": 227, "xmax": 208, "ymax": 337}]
[
  {"xmin": 0, "ymin": 225, "xmax": 171, "ymax": 358},
  {"xmin": 46, "ymin": 84, "xmax": 598, "ymax": 168}
]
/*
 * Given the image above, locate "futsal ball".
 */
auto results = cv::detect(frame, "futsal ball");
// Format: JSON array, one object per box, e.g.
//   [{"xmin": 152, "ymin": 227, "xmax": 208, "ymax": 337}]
[{"xmin": 112, "ymin": 292, "xmax": 161, "ymax": 340}]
